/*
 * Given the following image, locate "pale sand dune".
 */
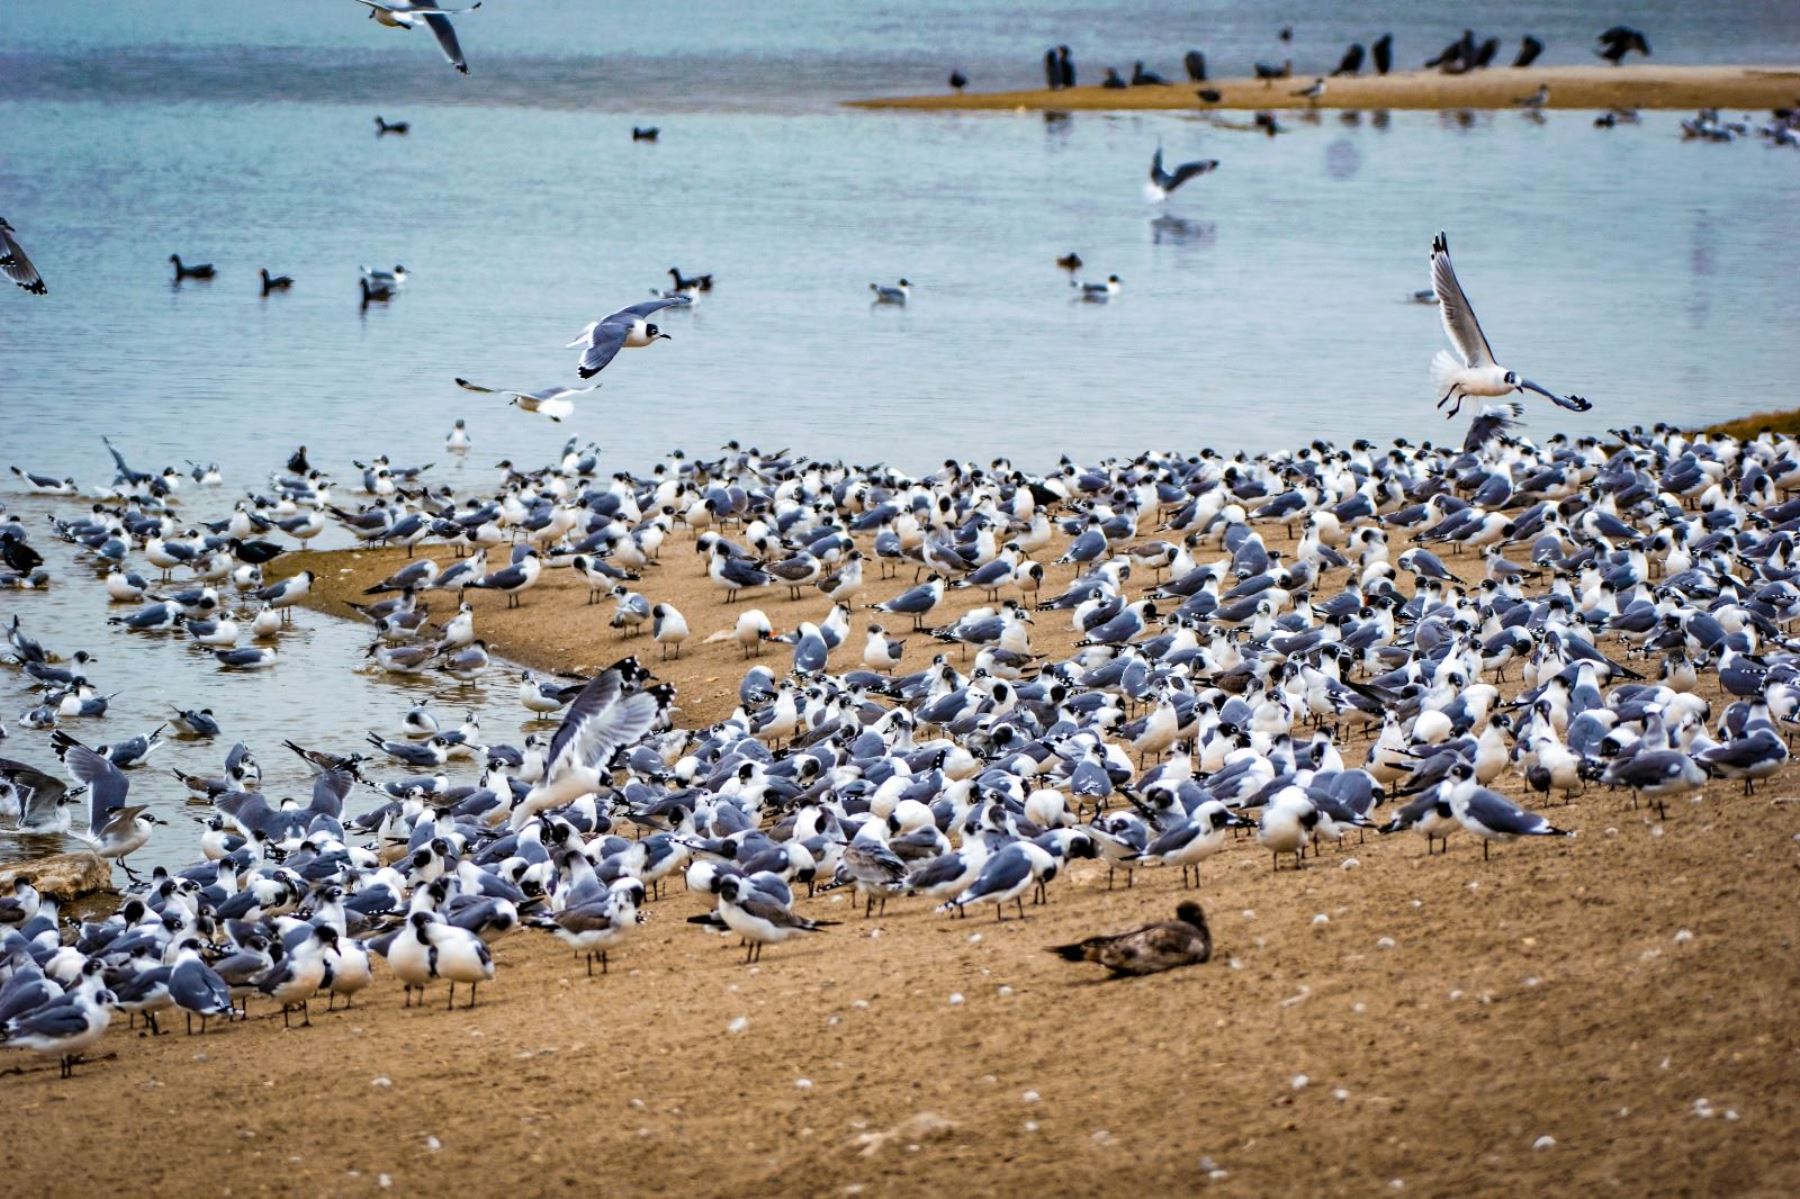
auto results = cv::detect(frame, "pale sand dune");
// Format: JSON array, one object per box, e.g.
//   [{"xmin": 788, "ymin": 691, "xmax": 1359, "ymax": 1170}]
[{"xmin": 852, "ymin": 64, "xmax": 1800, "ymax": 112}]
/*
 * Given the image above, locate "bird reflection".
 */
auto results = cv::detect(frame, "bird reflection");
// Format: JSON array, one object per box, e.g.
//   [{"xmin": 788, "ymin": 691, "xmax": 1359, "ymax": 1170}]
[{"xmin": 1150, "ymin": 215, "xmax": 1216, "ymax": 247}]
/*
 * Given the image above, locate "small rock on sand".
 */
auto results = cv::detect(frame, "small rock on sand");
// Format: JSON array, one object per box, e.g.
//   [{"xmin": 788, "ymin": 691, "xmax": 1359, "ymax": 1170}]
[{"xmin": 0, "ymin": 852, "xmax": 111, "ymax": 900}]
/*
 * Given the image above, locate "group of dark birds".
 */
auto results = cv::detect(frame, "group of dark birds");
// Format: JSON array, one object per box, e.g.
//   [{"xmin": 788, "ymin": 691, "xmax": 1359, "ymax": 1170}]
[{"xmin": 949, "ymin": 27, "xmax": 1656, "ymax": 97}]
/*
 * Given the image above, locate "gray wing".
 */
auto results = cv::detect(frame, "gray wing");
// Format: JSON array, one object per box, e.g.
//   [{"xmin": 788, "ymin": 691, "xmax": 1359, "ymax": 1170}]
[
  {"xmin": 738, "ymin": 891, "xmax": 807, "ymax": 928},
  {"xmin": 62, "ymin": 742, "xmax": 128, "ymax": 835},
  {"xmin": 1165, "ymin": 158, "xmax": 1219, "ymax": 190},
  {"xmin": 309, "ymin": 768, "xmax": 354, "ymax": 817},
  {"xmin": 577, "ymin": 322, "xmax": 630, "ymax": 378},
  {"xmin": 454, "ymin": 377, "xmax": 506, "ymax": 396},
  {"xmin": 0, "ymin": 758, "xmax": 66, "ymax": 820},
  {"xmin": 1149, "ymin": 148, "xmax": 1166, "ymax": 188},
  {"xmin": 9, "ymin": 1001, "xmax": 91, "ymax": 1037},
  {"xmin": 1431, "ymin": 232, "xmax": 1496, "ymax": 368},
  {"xmin": 0, "ymin": 224, "xmax": 46, "ymax": 296},
  {"xmin": 546, "ymin": 669, "xmax": 622, "ymax": 770},
  {"xmin": 1467, "ymin": 789, "xmax": 1542, "ymax": 835},
  {"xmin": 610, "ymin": 297, "xmax": 690, "ymax": 321},
  {"xmin": 421, "ymin": 12, "xmax": 468, "ymax": 73}
]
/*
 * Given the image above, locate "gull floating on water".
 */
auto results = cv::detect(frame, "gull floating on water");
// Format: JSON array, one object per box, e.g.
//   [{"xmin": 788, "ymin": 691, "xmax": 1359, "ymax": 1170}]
[{"xmin": 1429, "ymin": 231, "xmax": 1590, "ymax": 419}]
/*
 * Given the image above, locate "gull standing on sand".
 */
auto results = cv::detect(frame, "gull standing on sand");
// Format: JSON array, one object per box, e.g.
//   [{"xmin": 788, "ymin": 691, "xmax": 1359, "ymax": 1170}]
[
  {"xmin": 353, "ymin": 1, "xmax": 482, "ymax": 74},
  {"xmin": 566, "ymin": 298, "xmax": 687, "ymax": 380},
  {"xmin": 455, "ymin": 377, "xmax": 600, "ymax": 423},
  {"xmin": 1428, "ymin": 232, "xmax": 1591, "ymax": 418},
  {"xmin": 1146, "ymin": 147, "xmax": 1220, "ymax": 202}
]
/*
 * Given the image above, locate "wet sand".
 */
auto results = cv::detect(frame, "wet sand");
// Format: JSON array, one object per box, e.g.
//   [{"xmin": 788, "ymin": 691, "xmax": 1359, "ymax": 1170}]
[
  {"xmin": 851, "ymin": 64, "xmax": 1800, "ymax": 112},
  {"xmin": 6, "ymin": 521, "xmax": 1797, "ymax": 1196}
]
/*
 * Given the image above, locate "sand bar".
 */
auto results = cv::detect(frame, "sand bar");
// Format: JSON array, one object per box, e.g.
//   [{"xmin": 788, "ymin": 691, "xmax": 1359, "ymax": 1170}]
[
  {"xmin": 8, "ymin": 497, "xmax": 1795, "ymax": 1195},
  {"xmin": 852, "ymin": 64, "xmax": 1800, "ymax": 113}
]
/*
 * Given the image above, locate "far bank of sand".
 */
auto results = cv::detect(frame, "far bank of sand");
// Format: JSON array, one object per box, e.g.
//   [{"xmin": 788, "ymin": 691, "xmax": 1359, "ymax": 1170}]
[{"xmin": 852, "ymin": 64, "xmax": 1800, "ymax": 113}]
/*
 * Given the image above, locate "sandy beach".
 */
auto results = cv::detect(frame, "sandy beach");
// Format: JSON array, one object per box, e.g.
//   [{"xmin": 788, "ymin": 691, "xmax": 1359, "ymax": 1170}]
[
  {"xmin": 5, "ymin": 514, "xmax": 1792, "ymax": 1197},
  {"xmin": 852, "ymin": 64, "xmax": 1800, "ymax": 112}
]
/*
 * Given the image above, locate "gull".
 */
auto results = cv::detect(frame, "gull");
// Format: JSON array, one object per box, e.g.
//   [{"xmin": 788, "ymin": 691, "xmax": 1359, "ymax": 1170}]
[
  {"xmin": 50, "ymin": 731, "xmax": 164, "ymax": 878},
  {"xmin": 532, "ymin": 877, "xmax": 645, "ymax": 975},
  {"xmin": 651, "ymin": 602, "xmax": 689, "ymax": 659},
  {"xmin": 259, "ymin": 268, "xmax": 294, "ymax": 296},
  {"xmin": 1146, "ymin": 147, "xmax": 1220, "ymax": 202},
  {"xmin": 1049, "ymin": 900, "xmax": 1213, "ymax": 976},
  {"xmin": 1429, "ymin": 232, "xmax": 1591, "ymax": 419},
  {"xmin": 869, "ymin": 279, "xmax": 911, "ymax": 305},
  {"xmin": 3, "ymin": 980, "xmax": 115, "ymax": 1078},
  {"xmin": 1072, "ymin": 274, "xmax": 1122, "ymax": 302},
  {"xmin": 566, "ymin": 298, "xmax": 686, "ymax": 379},
  {"xmin": 1513, "ymin": 85, "xmax": 1550, "ymax": 111},
  {"xmin": 713, "ymin": 874, "xmax": 834, "ymax": 963},
  {"xmin": 0, "ymin": 757, "xmax": 78, "ymax": 834},
  {"xmin": 455, "ymin": 377, "xmax": 600, "ymax": 423},
  {"xmin": 374, "ymin": 115, "xmax": 409, "ymax": 135},
  {"xmin": 360, "ymin": 264, "xmax": 408, "ymax": 289},
  {"xmin": 353, "ymin": 1, "xmax": 482, "ymax": 75},
  {"xmin": 508, "ymin": 661, "xmax": 657, "ymax": 827},
  {"xmin": 0, "ymin": 217, "xmax": 47, "ymax": 296},
  {"xmin": 1291, "ymin": 77, "xmax": 1326, "ymax": 104}
]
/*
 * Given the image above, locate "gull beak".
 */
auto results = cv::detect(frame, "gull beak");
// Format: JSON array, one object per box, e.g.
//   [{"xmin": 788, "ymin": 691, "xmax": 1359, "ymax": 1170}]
[{"xmin": 656, "ymin": 332, "xmax": 673, "ymax": 341}]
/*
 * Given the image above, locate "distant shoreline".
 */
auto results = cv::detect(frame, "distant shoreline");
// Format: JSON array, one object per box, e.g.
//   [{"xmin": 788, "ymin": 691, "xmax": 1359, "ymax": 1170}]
[{"xmin": 851, "ymin": 64, "xmax": 1800, "ymax": 112}]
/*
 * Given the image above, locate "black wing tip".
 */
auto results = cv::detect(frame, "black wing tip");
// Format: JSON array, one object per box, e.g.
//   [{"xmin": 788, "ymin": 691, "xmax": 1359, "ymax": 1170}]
[{"xmin": 1432, "ymin": 231, "xmax": 1449, "ymax": 254}]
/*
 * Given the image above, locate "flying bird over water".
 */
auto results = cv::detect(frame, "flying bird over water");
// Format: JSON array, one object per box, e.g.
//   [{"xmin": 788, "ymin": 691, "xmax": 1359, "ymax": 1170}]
[
  {"xmin": 0, "ymin": 217, "xmax": 46, "ymax": 296},
  {"xmin": 1428, "ymin": 231, "xmax": 1591, "ymax": 419},
  {"xmin": 353, "ymin": 1, "xmax": 482, "ymax": 74},
  {"xmin": 455, "ymin": 377, "xmax": 600, "ymax": 422},
  {"xmin": 1146, "ymin": 147, "xmax": 1219, "ymax": 202},
  {"xmin": 566, "ymin": 298, "xmax": 687, "ymax": 379}
]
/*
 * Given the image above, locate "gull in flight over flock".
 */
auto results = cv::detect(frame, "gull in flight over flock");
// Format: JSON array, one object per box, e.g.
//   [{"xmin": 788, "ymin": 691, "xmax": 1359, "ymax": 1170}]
[
  {"xmin": 454, "ymin": 378, "xmax": 600, "ymax": 422},
  {"xmin": 1429, "ymin": 231, "xmax": 1591, "ymax": 419},
  {"xmin": 566, "ymin": 297, "xmax": 688, "ymax": 380},
  {"xmin": 353, "ymin": 1, "xmax": 482, "ymax": 75}
]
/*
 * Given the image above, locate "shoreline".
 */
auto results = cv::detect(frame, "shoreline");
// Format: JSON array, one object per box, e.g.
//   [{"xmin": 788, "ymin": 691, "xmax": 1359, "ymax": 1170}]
[{"xmin": 850, "ymin": 64, "xmax": 1800, "ymax": 113}]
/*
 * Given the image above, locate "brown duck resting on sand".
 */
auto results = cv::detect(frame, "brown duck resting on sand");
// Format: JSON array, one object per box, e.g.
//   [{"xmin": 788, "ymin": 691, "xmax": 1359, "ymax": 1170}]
[{"xmin": 1048, "ymin": 901, "xmax": 1212, "ymax": 977}]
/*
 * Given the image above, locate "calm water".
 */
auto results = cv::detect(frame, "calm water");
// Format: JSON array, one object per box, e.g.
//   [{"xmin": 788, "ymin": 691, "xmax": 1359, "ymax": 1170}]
[{"xmin": 1, "ymin": 3, "xmax": 1797, "ymax": 871}]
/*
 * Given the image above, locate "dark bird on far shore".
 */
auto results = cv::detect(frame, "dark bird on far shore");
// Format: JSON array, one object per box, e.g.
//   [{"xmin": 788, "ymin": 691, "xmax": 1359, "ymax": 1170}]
[
  {"xmin": 1513, "ymin": 35, "xmax": 1545, "ymax": 68},
  {"xmin": 1596, "ymin": 26, "xmax": 1650, "ymax": 65},
  {"xmin": 1332, "ymin": 43, "xmax": 1365, "ymax": 76},
  {"xmin": 948, "ymin": 69, "xmax": 967, "ymax": 92},
  {"xmin": 1184, "ymin": 50, "xmax": 1206, "ymax": 82},
  {"xmin": 1469, "ymin": 36, "xmax": 1501, "ymax": 69},
  {"xmin": 170, "ymin": 255, "xmax": 215, "ymax": 282},
  {"xmin": 1196, "ymin": 88, "xmax": 1222, "ymax": 104},
  {"xmin": 0, "ymin": 217, "xmax": 47, "ymax": 296},
  {"xmin": 374, "ymin": 115, "xmax": 409, "ymax": 135},
  {"xmin": 259, "ymin": 269, "xmax": 293, "ymax": 296},
  {"xmin": 1372, "ymin": 33, "xmax": 1393, "ymax": 75},
  {"xmin": 632, "ymin": 126, "xmax": 659, "ymax": 141},
  {"xmin": 1254, "ymin": 60, "xmax": 1292, "ymax": 85},
  {"xmin": 1044, "ymin": 47, "xmax": 1061, "ymax": 90},
  {"xmin": 1049, "ymin": 901, "xmax": 1213, "ymax": 977},
  {"xmin": 1055, "ymin": 252, "xmax": 1083, "ymax": 272},
  {"xmin": 1131, "ymin": 61, "xmax": 1169, "ymax": 86},
  {"xmin": 1102, "ymin": 67, "xmax": 1128, "ymax": 89},
  {"xmin": 1058, "ymin": 45, "xmax": 1075, "ymax": 88}
]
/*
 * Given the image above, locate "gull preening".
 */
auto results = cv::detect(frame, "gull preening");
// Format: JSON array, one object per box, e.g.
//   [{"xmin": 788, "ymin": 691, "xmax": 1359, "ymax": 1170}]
[
  {"xmin": 0, "ymin": 217, "xmax": 47, "ymax": 296},
  {"xmin": 1429, "ymin": 231, "xmax": 1590, "ymax": 419},
  {"xmin": 455, "ymin": 377, "xmax": 600, "ymax": 422},
  {"xmin": 353, "ymin": 1, "xmax": 482, "ymax": 74},
  {"xmin": 566, "ymin": 297, "xmax": 687, "ymax": 379},
  {"xmin": 1146, "ymin": 147, "xmax": 1220, "ymax": 202}
]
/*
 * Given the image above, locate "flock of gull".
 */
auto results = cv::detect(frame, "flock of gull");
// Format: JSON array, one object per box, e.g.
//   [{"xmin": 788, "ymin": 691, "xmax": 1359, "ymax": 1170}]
[{"xmin": 4, "ymin": 319, "xmax": 1797, "ymax": 1071}]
